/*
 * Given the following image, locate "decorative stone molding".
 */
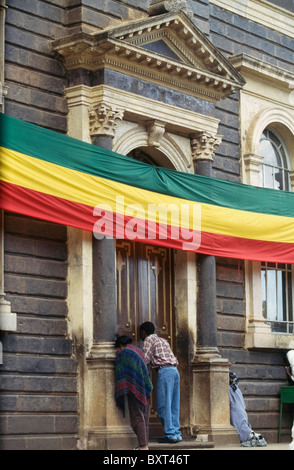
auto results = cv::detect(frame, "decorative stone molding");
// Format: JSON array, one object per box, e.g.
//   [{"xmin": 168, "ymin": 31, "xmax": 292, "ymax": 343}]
[
  {"xmin": 65, "ymin": 84, "xmax": 221, "ymax": 153},
  {"xmin": 230, "ymin": 53, "xmax": 294, "ymax": 92},
  {"xmin": 243, "ymin": 153, "xmax": 263, "ymax": 185},
  {"xmin": 191, "ymin": 131, "xmax": 222, "ymax": 161},
  {"xmin": 148, "ymin": 0, "xmax": 194, "ymax": 19},
  {"xmin": 88, "ymin": 104, "xmax": 124, "ymax": 138},
  {"xmin": 52, "ymin": 12, "xmax": 245, "ymax": 102},
  {"xmin": 86, "ymin": 342, "xmax": 116, "ymax": 369},
  {"xmin": 0, "ymin": 82, "xmax": 8, "ymax": 110},
  {"xmin": 146, "ymin": 120, "xmax": 166, "ymax": 147},
  {"xmin": 0, "ymin": 211, "xmax": 17, "ymax": 341},
  {"xmin": 290, "ymin": 171, "xmax": 294, "ymax": 190}
]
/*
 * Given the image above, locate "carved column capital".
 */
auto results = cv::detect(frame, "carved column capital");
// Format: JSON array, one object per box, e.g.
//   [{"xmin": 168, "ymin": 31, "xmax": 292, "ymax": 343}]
[
  {"xmin": 191, "ymin": 131, "xmax": 222, "ymax": 162},
  {"xmin": 88, "ymin": 104, "xmax": 124, "ymax": 138}
]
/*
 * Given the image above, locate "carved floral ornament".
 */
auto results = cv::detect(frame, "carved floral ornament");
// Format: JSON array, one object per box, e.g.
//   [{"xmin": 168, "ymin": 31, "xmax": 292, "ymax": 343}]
[
  {"xmin": 191, "ymin": 131, "xmax": 222, "ymax": 161},
  {"xmin": 88, "ymin": 104, "xmax": 124, "ymax": 137}
]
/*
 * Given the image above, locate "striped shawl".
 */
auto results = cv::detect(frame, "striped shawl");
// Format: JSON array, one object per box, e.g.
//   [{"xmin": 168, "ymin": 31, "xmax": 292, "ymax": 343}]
[{"xmin": 115, "ymin": 345, "xmax": 153, "ymax": 416}]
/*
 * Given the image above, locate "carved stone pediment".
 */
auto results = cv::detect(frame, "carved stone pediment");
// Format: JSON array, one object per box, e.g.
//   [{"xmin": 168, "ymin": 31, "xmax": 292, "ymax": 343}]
[{"xmin": 52, "ymin": 12, "xmax": 245, "ymax": 101}]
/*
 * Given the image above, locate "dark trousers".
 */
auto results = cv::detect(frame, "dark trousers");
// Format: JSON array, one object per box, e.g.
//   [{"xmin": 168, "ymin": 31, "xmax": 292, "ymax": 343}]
[{"xmin": 127, "ymin": 395, "xmax": 150, "ymax": 447}]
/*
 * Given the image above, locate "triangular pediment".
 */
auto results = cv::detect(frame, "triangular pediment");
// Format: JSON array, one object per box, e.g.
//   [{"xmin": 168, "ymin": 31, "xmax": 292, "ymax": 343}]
[
  {"xmin": 52, "ymin": 12, "xmax": 245, "ymax": 101},
  {"xmin": 141, "ymin": 40, "xmax": 185, "ymax": 63}
]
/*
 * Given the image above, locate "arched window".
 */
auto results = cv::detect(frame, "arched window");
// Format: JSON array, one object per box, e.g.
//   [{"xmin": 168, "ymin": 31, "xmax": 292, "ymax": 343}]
[
  {"xmin": 259, "ymin": 129, "xmax": 293, "ymax": 333},
  {"xmin": 259, "ymin": 129, "xmax": 291, "ymax": 191}
]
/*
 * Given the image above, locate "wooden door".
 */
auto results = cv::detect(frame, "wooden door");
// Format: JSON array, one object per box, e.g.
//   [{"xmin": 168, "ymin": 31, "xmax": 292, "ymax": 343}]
[{"xmin": 116, "ymin": 240, "xmax": 174, "ymax": 435}]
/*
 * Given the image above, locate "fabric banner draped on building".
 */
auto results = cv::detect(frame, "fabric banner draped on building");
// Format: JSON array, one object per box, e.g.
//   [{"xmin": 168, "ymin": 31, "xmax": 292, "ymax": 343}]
[{"xmin": 1, "ymin": 113, "xmax": 294, "ymax": 263}]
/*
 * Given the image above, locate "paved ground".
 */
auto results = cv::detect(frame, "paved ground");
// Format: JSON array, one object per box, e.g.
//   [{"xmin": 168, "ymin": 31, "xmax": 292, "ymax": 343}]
[
  {"xmin": 149, "ymin": 440, "xmax": 292, "ymax": 451},
  {"xmin": 205, "ymin": 442, "xmax": 290, "ymax": 451}
]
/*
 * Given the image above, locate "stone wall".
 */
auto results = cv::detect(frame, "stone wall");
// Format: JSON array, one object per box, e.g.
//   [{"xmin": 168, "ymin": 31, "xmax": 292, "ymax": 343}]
[
  {"xmin": 4, "ymin": 0, "xmax": 67, "ymax": 131},
  {"xmin": 0, "ymin": 213, "xmax": 78, "ymax": 450}
]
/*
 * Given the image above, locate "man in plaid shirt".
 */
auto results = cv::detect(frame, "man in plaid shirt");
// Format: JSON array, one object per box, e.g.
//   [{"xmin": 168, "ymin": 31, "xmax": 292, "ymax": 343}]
[{"xmin": 140, "ymin": 321, "xmax": 182, "ymax": 443}]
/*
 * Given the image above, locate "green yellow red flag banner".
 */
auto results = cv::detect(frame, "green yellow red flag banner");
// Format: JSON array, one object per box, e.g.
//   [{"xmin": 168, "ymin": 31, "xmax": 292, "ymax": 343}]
[{"xmin": 1, "ymin": 113, "xmax": 294, "ymax": 262}]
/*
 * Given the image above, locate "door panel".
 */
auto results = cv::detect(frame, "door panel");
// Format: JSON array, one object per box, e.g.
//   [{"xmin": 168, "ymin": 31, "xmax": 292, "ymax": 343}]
[
  {"xmin": 116, "ymin": 240, "xmax": 174, "ymax": 435},
  {"xmin": 116, "ymin": 240, "xmax": 174, "ymax": 345}
]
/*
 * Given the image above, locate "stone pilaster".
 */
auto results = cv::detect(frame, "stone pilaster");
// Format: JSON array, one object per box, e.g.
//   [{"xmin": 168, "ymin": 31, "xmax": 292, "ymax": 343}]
[
  {"xmin": 243, "ymin": 153, "xmax": 273, "ymax": 349},
  {"xmin": 0, "ymin": 3, "xmax": 15, "ymax": 349},
  {"xmin": 0, "ymin": 211, "xmax": 17, "ymax": 366},
  {"xmin": 290, "ymin": 170, "xmax": 294, "ymax": 190}
]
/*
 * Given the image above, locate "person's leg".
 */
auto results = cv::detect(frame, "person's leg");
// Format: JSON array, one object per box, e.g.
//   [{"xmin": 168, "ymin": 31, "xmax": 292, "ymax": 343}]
[
  {"xmin": 229, "ymin": 387, "xmax": 252, "ymax": 442},
  {"xmin": 171, "ymin": 368, "xmax": 181, "ymax": 440},
  {"xmin": 143, "ymin": 398, "xmax": 150, "ymax": 446},
  {"xmin": 128, "ymin": 395, "xmax": 149, "ymax": 449},
  {"xmin": 157, "ymin": 367, "xmax": 178, "ymax": 441},
  {"xmin": 230, "ymin": 387, "xmax": 266, "ymax": 447},
  {"xmin": 289, "ymin": 419, "xmax": 294, "ymax": 450}
]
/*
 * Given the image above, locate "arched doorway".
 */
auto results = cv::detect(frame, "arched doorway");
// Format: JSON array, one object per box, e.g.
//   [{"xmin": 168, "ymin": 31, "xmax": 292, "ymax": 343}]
[{"xmin": 115, "ymin": 148, "xmax": 175, "ymax": 436}]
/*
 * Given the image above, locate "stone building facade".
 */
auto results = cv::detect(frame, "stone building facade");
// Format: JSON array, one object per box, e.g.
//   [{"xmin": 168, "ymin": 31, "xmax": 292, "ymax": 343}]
[{"xmin": 0, "ymin": 0, "xmax": 294, "ymax": 450}]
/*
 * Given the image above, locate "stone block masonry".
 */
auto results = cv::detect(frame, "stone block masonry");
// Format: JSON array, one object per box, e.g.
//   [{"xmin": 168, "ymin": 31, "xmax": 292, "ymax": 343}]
[{"xmin": 0, "ymin": 213, "xmax": 78, "ymax": 450}]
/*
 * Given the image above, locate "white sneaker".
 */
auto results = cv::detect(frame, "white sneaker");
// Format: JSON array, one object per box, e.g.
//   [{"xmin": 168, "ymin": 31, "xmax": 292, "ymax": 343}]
[
  {"xmin": 289, "ymin": 440, "xmax": 294, "ymax": 450},
  {"xmin": 241, "ymin": 431, "xmax": 267, "ymax": 447}
]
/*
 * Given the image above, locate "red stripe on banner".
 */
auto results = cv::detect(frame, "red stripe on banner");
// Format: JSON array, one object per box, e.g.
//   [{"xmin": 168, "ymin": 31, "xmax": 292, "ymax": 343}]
[
  {"xmin": 0, "ymin": 180, "xmax": 96, "ymax": 232},
  {"xmin": 1, "ymin": 180, "xmax": 294, "ymax": 262}
]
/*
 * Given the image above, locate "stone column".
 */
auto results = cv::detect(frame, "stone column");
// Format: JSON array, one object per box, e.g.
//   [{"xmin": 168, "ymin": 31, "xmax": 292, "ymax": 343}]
[
  {"xmin": 190, "ymin": 132, "xmax": 238, "ymax": 445},
  {"xmin": 191, "ymin": 131, "xmax": 221, "ymax": 358},
  {"xmin": 87, "ymin": 103, "xmax": 124, "ymax": 349},
  {"xmin": 85, "ymin": 103, "xmax": 133, "ymax": 449}
]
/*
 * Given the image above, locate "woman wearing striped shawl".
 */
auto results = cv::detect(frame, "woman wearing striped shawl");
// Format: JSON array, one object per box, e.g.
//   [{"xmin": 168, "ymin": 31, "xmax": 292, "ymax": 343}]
[{"xmin": 115, "ymin": 335, "xmax": 153, "ymax": 450}]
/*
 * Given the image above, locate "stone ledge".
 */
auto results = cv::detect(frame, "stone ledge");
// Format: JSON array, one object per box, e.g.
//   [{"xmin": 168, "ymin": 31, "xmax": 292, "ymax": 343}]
[{"xmin": 149, "ymin": 437, "xmax": 215, "ymax": 450}]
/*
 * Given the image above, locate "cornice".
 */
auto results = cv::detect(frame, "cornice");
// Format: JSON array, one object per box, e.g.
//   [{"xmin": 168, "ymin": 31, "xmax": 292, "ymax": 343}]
[
  {"xmin": 230, "ymin": 53, "xmax": 294, "ymax": 89},
  {"xmin": 210, "ymin": 0, "xmax": 294, "ymax": 38},
  {"xmin": 52, "ymin": 12, "xmax": 245, "ymax": 102}
]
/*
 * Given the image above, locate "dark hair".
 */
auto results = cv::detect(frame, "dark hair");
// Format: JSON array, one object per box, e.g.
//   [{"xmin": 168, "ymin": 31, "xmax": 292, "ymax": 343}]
[
  {"xmin": 115, "ymin": 334, "xmax": 133, "ymax": 349},
  {"xmin": 140, "ymin": 321, "xmax": 155, "ymax": 335}
]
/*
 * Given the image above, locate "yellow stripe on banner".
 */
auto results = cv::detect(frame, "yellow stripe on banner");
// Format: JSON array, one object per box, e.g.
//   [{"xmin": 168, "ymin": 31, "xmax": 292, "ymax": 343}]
[{"xmin": 1, "ymin": 147, "xmax": 294, "ymax": 244}]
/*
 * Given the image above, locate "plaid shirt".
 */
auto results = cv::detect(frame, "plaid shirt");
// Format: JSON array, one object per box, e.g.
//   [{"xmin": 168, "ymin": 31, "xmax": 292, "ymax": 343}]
[{"xmin": 143, "ymin": 334, "xmax": 178, "ymax": 368}]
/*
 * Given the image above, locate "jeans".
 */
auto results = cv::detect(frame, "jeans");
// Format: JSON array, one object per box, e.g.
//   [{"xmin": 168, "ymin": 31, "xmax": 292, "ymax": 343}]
[
  {"xmin": 229, "ymin": 387, "xmax": 252, "ymax": 442},
  {"xmin": 157, "ymin": 366, "xmax": 181, "ymax": 440}
]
